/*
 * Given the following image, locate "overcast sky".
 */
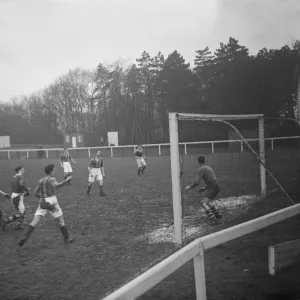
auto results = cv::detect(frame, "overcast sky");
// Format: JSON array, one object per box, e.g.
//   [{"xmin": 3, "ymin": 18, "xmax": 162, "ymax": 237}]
[{"xmin": 1, "ymin": 0, "xmax": 300, "ymax": 103}]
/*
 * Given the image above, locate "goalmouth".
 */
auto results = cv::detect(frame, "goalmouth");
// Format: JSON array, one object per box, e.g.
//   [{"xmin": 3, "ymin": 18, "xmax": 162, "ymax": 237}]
[{"xmin": 169, "ymin": 112, "xmax": 267, "ymax": 247}]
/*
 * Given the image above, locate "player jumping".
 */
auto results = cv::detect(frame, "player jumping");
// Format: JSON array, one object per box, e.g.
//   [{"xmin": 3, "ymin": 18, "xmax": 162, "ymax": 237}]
[
  {"xmin": 86, "ymin": 150, "xmax": 107, "ymax": 197},
  {"xmin": 135, "ymin": 145, "xmax": 146, "ymax": 176},
  {"xmin": 18, "ymin": 164, "xmax": 75, "ymax": 247},
  {"xmin": 1, "ymin": 166, "xmax": 30, "ymax": 231},
  {"xmin": 60, "ymin": 148, "xmax": 76, "ymax": 185},
  {"xmin": 185, "ymin": 155, "xmax": 222, "ymax": 222}
]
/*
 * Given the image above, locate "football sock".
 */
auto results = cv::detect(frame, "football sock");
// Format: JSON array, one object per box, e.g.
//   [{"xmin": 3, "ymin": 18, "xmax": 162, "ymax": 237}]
[
  {"xmin": 207, "ymin": 202, "xmax": 222, "ymax": 219},
  {"xmin": 87, "ymin": 185, "xmax": 92, "ymax": 195},
  {"xmin": 205, "ymin": 208, "xmax": 216, "ymax": 221},
  {"xmin": 99, "ymin": 185, "xmax": 107, "ymax": 196},
  {"xmin": 18, "ymin": 225, "xmax": 35, "ymax": 247},
  {"xmin": 60, "ymin": 225, "xmax": 69, "ymax": 241}
]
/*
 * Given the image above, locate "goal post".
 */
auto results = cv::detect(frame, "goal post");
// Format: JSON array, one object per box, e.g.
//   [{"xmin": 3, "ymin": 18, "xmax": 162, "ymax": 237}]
[
  {"xmin": 169, "ymin": 113, "xmax": 184, "ymax": 246},
  {"xmin": 169, "ymin": 112, "xmax": 267, "ymax": 247}
]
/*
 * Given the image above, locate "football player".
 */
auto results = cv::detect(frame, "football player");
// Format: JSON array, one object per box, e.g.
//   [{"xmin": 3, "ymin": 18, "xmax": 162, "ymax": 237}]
[
  {"xmin": 1, "ymin": 166, "xmax": 30, "ymax": 231},
  {"xmin": 185, "ymin": 155, "xmax": 222, "ymax": 221},
  {"xmin": 18, "ymin": 164, "xmax": 75, "ymax": 247},
  {"xmin": 86, "ymin": 150, "xmax": 107, "ymax": 197},
  {"xmin": 134, "ymin": 145, "xmax": 147, "ymax": 176},
  {"xmin": 60, "ymin": 148, "xmax": 76, "ymax": 185},
  {"xmin": 0, "ymin": 172, "xmax": 10, "ymax": 228}
]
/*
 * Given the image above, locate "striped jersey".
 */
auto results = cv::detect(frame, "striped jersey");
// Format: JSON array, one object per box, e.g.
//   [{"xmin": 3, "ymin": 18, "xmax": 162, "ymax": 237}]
[
  {"xmin": 12, "ymin": 174, "xmax": 26, "ymax": 193},
  {"xmin": 60, "ymin": 153, "xmax": 72, "ymax": 163},
  {"xmin": 89, "ymin": 157, "xmax": 103, "ymax": 169},
  {"xmin": 134, "ymin": 150, "xmax": 143, "ymax": 157},
  {"xmin": 34, "ymin": 176, "xmax": 56, "ymax": 198}
]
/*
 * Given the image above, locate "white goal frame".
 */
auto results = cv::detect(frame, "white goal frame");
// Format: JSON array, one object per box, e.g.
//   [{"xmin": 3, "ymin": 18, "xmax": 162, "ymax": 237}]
[{"xmin": 169, "ymin": 112, "xmax": 266, "ymax": 247}]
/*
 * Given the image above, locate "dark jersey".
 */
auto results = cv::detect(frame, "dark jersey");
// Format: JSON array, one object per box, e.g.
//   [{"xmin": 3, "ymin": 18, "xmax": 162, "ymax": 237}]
[
  {"xmin": 135, "ymin": 150, "xmax": 144, "ymax": 157},
  {"xmin": 34, "ymin": 176, "xmax": 56, "ymax": 198},
  {"xmin": 195, "ymin": 165, "xmax": 218, "ymax": 186},
  {"xmin": 12, "ymin": 174, "xmax": 27, "ymax": 194},
  {"xmin": 89, "ymin": 157, "xmax": 103, "ymax": 169},
  {"xmin": 60, "ymin": 153, "xmax": 72, "ymax": 163}
]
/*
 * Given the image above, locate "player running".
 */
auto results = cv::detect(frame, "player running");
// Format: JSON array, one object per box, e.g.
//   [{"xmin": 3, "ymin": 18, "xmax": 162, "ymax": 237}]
[
  {"xmin": 134, "ymin": 145, "xmax": 147, "ymax": 176},
  {"xmin": 1, "ymin": 166, "xmax": 30, "ymax": 231},
  {"xmin": 18, "ymin": 164, "xmax": 75, "ymax": 247},
  {"xmin": 86, "ymin": 150, "xmax": 107, "ymax": 197},
  {"xmin": 0, "ymin": 172, "xmax": 10, "ymax": 228},
  {"xmin": 60, "ymin": 148, "xmax": 76, "ymax": 185},
  {"xmin": 185, "ymin": 155, "xmax": 222, "ymax": 221}
]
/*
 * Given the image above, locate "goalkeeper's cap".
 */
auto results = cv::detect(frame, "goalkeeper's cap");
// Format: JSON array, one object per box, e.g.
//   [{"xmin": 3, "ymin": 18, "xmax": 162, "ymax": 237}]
[
  {"xmin": 197, "ymin": 156, "xmax": 205, "ymax": 164},
  {"xmin": 15, "ymin": 166, "xmax": 23, "ymax": 173}
]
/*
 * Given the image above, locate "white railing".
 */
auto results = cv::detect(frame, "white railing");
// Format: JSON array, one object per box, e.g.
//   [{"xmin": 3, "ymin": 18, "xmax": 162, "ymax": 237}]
[
  {"xmin": 0, "ymin": 135, "xmax": 299, "ymax": 159},
  {"xmin": 102, "ymin": 203, "xmax": 300, "ymax": 300}
]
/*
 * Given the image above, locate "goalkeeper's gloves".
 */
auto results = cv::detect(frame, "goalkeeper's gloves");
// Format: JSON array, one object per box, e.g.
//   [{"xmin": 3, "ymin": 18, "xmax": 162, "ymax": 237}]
[
  {"xmin": 185, "ymin": 186, "xmax": 191, "ymax": 191},
  {"xmin": 198, "ymin": 186, "xmax": 208, "ymax": 192}
]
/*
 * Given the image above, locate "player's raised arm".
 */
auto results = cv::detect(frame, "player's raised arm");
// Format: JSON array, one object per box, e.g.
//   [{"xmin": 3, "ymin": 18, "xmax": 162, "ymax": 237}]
[
  {"xmin": 52, "ymin": 176, "xmax": 71, "ymax": 189},
  {"xmin": 0, "ymin": 173, "xmax": 9, "ymax": 198},
  {"xmin": 0, "ymin": 189, "xmax": 10, "ymax": 198},
  {"xmin": 69, "ymin": 155, "xmax": 76, "ymax": 165}
]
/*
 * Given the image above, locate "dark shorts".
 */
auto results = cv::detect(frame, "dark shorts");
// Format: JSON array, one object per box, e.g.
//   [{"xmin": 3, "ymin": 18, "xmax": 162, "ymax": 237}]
[
  {"xmin": 203, "ymin": 181, "xmax": 220, "ymax": 200},
  {"xmin": 12, "ymin": 195, "xmax": 21, "ymax": 210}
]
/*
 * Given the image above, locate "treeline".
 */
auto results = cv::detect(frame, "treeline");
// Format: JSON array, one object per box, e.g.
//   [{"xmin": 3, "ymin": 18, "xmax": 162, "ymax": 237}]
[{"xmin": 1, "ymin": 37, "xmax": 300, "ymax": 145}]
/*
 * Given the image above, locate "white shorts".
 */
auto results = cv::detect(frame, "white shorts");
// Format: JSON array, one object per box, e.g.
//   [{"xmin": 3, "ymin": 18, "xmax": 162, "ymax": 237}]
[
  {"xmin": 35, "ymin": 195, "xmax": 63, "ymax": 219},
  {"xmin": 88, "ymin": 168, "xmax": 103, "ymax": 183},
  {"xmin": 63, "ymin": 162, "xmax": 72, "ymax": 173},
  {"xmin": 136, "ymin": 157, "xmax": 146, "ymax": 168},
  {"xmin": 11, "ymin": 192, "xmax": 25, "ymax": 214}
]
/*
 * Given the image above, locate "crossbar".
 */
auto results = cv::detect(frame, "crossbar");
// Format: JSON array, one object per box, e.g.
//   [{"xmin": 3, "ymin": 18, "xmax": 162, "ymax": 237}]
[
  {"xmin": 177, "ymin": 113, "xmax": 264, "ymax": 121},
  {"xmin": 101, "ymin": 203, "xmax": 300, "ymax": 300}
]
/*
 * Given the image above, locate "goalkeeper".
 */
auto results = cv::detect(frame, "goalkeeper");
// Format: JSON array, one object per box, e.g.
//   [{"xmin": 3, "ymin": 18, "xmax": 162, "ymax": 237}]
[
  {"xmin": 1, "ymin": 166, "xmax": 30, "ymax": 231},
  {"xmin": 18, "ymin": 164, "xmax": 75, "ymax": 247},
  {"xmin": 185, "ymin": 155, "xmax": 222, "ymax": 221}
]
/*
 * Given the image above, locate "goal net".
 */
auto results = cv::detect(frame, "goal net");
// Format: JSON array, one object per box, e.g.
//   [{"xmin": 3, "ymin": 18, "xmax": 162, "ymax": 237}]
[{"xmin": 169, "ymin": 113, "xmax": 296, "ymax": 246}]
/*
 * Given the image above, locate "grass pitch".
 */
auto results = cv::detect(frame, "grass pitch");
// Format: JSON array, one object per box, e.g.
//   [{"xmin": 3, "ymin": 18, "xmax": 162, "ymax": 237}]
[{"xmin": 0, "ymin": 147, "xmax": 299, "ymax": 300}]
